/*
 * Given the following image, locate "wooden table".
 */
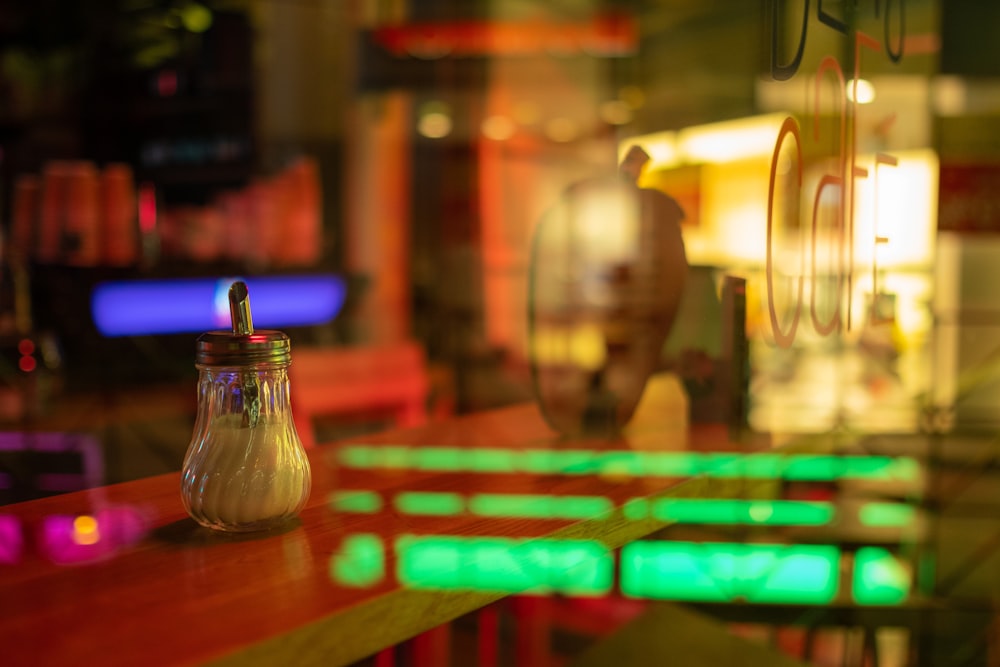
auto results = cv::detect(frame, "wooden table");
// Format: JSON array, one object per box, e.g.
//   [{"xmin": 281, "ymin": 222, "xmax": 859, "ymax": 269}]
[{"xmin": 0, "ymin": 402, "xmax": 762, "ymax": 666}]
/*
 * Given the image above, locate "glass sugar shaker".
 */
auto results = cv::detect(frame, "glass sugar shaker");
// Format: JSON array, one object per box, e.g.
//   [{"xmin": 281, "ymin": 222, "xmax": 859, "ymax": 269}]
[{"xmin": 181, "ymin": 281, "xmax": 311, "ymax": 532}]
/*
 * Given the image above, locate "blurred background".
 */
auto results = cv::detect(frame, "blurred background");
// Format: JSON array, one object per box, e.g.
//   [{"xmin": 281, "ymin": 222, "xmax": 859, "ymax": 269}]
[{"xmin": 0, "ymin": 0, "xmax": 997, "ymax": 497}]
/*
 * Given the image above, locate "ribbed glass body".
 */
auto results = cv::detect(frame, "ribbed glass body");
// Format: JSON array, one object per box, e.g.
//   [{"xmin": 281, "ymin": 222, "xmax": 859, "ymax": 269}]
[{"xmin": 180, "ymin": 362, "xmax": 311, "ymax": 532}]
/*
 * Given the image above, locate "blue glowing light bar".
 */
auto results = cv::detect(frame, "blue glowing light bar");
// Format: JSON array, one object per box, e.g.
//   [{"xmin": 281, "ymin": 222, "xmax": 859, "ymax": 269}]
[{"xmin": 91, "ymin": 274, "xmax": 347, "ymax": 336}]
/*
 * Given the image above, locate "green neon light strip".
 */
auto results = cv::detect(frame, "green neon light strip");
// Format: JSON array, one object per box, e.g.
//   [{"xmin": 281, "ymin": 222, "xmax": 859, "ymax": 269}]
[
  {"xmin": 326, "ymin": 533, "xmax": 908, "ymax": 607},
  {"xmin": 396, "ymin": 535, "xmax": 613, "ymax": 596},
  {"xmin": 329, "ymin": 533, "xmax": 385, "ymax": 588},
  {"xmin": 337, "ymin": 445, "xmax": 918, "ymax": 482},
  {"xmin": 396, "ymin": 492, "xmax": 615, "ymax": 519},
  {"xmin": 648, "ymin": 499, "xmax": 834, "ymax": 526},
  {"xmin": 394, "ymin": 491, "xmax": 464, "ymax": 516},
  {"xmin": 332, "ymin": 492, "xmax": 830, "ymax": 528},
  {"xmin": 328, "ymin": 490, "xmax": 383, "ymax": 514},
  {"xmin": 623, "ymin": 498, "xmax": 650, "ymax": 521},
  {"xmin": 853, "ymin": 547, "xmax": 910, "ymax": 605},
  {"xmin": 620, "ymin": 541, "xmax": 840, "ymax": 604},
  {"xmin": 470, "ymin": 494, "xmax": 613, "ymax": 520},
  {"xmin": 858, "ymin": 502, "xmax": 916, "ymax": 528}
]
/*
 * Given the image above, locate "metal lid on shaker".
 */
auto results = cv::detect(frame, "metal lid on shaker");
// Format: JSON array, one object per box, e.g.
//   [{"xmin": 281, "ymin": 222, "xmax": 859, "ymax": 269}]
[{"xmin": 195, "ymin": 281, "xmax": 290, "ymax": 366}]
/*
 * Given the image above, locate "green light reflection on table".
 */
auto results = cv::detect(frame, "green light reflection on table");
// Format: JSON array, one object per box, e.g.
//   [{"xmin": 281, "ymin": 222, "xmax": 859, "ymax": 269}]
[
  {"xmin": 326, "ymin": 533, "xmax": 910, "ymax": 608},
  {"xmin": 336, "ymin": 445, "xmax": 919, "ymax": 483},
  {"xmin": 649, "ymin": 499, "xmax": 834, "ymax": 526},
  {"xmin": 329, "ymin": 533, "xmax": 385, "ymax": 588},
  {"xmin": 328, "ymin": 490, "xmax": 383, "ymax": 514},
  {"xmin": 469, "ymin": 494, "xmax": 613, "ymax": 520},
  {"xmin": 620, "ymin": 541, "xmax": 840, "ymax": 604},
  {"xmin": 394, "ymin": 491, "xmax": 464, "ymax": 516},
  {"xmin": 853, "ymin": 547, "xmax": 910, "ymax": 605},
  {"xmin": 332, "ymin": 492, "xmax": 896, "ymax": 530},
  {"xmin": 858, "ymin": 502, "xmax": 916, "ymax": 528},
  {"xmin": 396, "ymin": 535, "xmax": 614, "ymax": 595}
]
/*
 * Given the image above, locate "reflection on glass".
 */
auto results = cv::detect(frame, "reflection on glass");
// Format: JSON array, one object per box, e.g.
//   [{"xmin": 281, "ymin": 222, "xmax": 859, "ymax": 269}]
[
  {"xmin": 0, "ymin": 515, "xmax": 23, "ymax": 564},
  {"xmin": 397, "ymin": 535, "xmax": 613, "ymax": 596},
  {"xmin": 337, "ymin": 444, "xmax": 919, "ymax": 482},
  {"xmin": 621, "ymin": 541, "xmax": 840, "ymax": 604},
  {"xmin": 329, "ymin": 533, "xmax": 385, "ymax": 589},
  {"xmin": 853, "ymin": 547, "xmax": 910, "ymax": 605}
]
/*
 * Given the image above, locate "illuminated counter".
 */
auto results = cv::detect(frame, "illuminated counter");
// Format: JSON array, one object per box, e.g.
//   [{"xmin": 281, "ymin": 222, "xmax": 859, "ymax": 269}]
[{"xmin": 0, "ymin": 403, "xmax": 926, "ymax": 665}]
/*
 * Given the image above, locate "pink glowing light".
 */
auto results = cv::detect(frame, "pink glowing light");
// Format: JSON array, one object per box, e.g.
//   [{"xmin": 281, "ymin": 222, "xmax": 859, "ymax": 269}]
[
  {"xmin": 0, "ymin": 515, "xmax": 23, "ymax": 564},
  {"xmin": 40, "ymin": 506, "xmax": 151, "ymax": 566}
]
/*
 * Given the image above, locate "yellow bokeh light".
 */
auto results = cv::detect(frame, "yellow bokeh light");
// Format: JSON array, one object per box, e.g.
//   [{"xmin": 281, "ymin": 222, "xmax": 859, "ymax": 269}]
[
  {"xmin": 570, "ymin": 324, "xmax": 607, "ymax": 370},
  {"xmin": 72, "ymin": 515, "xmax": 100, "ymax": 546}
]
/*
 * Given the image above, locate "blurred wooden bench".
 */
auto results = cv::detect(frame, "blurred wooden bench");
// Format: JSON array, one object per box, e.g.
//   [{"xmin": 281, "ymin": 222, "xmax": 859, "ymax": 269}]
[{"xmin": 289, "ymin": 341, "xmax": 431, "ymax": 448}]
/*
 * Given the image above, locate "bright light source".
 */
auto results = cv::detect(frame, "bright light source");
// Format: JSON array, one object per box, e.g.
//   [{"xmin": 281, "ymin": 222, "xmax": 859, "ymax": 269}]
[
  {"xmin": 91, "ymin": 274, "xmax": 347, "ymax": 336},
  {"xmin": 620, "ymin": 131, "xmax": 678, "ymax": 170},
  {"xmin": 846, "ymin": 78, "xmax": 876, "ymax": 104},
  {"xmin": 676, "ymin": 113, "xmax": 788, "ymax": 163}
]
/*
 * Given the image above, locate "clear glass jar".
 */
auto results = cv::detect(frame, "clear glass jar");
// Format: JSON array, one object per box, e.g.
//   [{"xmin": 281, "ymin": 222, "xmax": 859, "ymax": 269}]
[{"xmin": 180, "ymin": 282, "xmax": 311, "ymax": 532}]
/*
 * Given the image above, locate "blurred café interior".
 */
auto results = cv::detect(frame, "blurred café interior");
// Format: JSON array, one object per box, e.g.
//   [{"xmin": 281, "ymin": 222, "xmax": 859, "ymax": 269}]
[{"xmin": 2, "ymin": 0, "xmax": 1000, "ymax": 664}]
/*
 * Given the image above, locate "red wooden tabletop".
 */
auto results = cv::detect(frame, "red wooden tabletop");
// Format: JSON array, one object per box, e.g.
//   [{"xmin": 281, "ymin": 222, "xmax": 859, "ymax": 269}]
[{"xmin": 0, "ymin": 402, "xmax": 753, "ymax": 666}]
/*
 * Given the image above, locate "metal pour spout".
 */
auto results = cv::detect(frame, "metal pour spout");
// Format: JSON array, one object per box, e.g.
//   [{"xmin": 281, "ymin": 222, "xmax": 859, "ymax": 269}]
[
  {"xmin": 228, "ymin": 281, "xmax": 260, "ymax": 427},
  {"xmin": 229, "ymin": 281, "xmax": 254, "ymax": 335}
]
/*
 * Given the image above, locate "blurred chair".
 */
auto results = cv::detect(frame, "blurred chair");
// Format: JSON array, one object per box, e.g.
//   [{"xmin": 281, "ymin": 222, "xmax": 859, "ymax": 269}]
[{"xmin": 289, "ymin": 341, "xmax": 430, "ymax": 448}]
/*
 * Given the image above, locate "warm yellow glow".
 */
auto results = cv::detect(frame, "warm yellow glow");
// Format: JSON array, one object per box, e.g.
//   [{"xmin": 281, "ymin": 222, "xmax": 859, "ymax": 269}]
[
  {"xmin": 545, "ymin": 117, "xmax": 578, "ymax": 143},
  {"xmin": 618, "ymin": 85, "xmax": 646, "ymax": 110},
  {"xmin": 531, "ymin": 324, "xmax": 607, "ymax": 369},
  {"xmin": 418, "ymin": 101, "xmax": 452, "ymax": 139},
  {"xmin": 569, "ymin": 324, "xmax": 607, "ymax": 370},
  {"xmin": 599, "ymin": 100, "xmax": 633, "ymax": 125},
  {"xmin": 72, "ymin": 515, "xmax": 100, "ymax": 546},
  {"xmin": 619, "ymin": 130, "xmax": 678, "ymax": 171},
  {"xmin": 513, "ymin": 101, "xmax": 541, "ymax": 125},
  {"xmin": 932, "ymin": 76, "xmax": 966, "ymax": 116},
  {"xmin": 852, "ymin": 149, "xmax": 938, "ymax": 269},
  {"xmin": 481, "ymin": 115, "xmax": 515, "ymax": 141},
  {"xmin": 573, "ymin": 184, "xmax": 639, "ymax": 264},
  {"xmin": 676, "ymin": 113, "xmax": 788, "ymax": 164},
  {"xmin": 418, "ymin": 112, "xmax": 452, "ymax": 139},
  {"xmin": 846, "ymin": 78, "xmax": 876, "ymax": 104},
  {"xmin": 694, "ymin": 160, "xmax": 774, "ymax": 266}
]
